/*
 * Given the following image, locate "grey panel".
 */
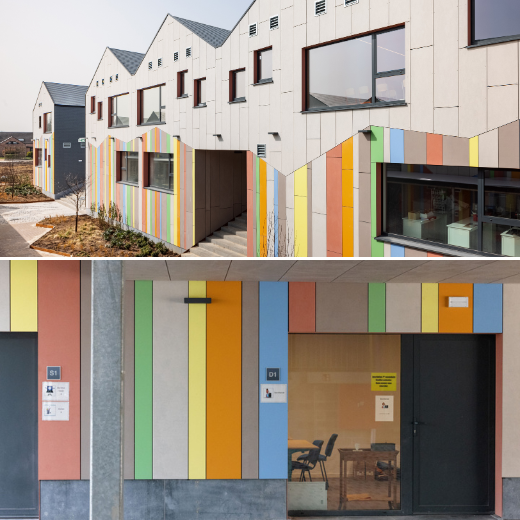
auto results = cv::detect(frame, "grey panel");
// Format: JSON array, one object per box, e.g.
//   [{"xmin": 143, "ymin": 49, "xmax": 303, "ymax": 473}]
[
  {"xmin": 40, "ymin": 480, "xmax": 90, "ymax": 520},
  {"xmin": 124, "ymin": 480, "xmax": 165, "ymax": 519},
  {"xmin": 278, "ymin": 173, "xmax": 286, "ymax": 220},
  {"xmin": 123, "ymin": 280, "xmax": 135, "ymax": 479},
  {"xmin": 242, "ymin": 282, "xmax": 259, "ymax": 479},
  {"xmin": 499, "ymin": 121, "xmax": 520, "ymax": 170},
  {"xmin": 443, "ymin": 135, "xmax": 470, "ymax": 167},
  {"xmin": 359, "ymin": 172, "xmax": 371, "ymax": 223},
  {"xmin": 109, "ymin": 49, "xmax": 145, "ymax": 75},
  {"xmin": 404, "ymin": 130, "xmax": 427, "ymax": 165},
  {"xmin": 316, "ymin": 283, "xmax": 368, "ymax": 332},
  {"xmin": 164, "ymin": 479, "xmax": 287, "ymax": 520},
  {"xmin": 80, "ymin": 261, "xmax": 91, "ymax": 480},
  {"xmin": 152, "ymin": 282, "xmax": 189, "ymax": 479},
  {"xmin": 0, "ymin": 261, "xmax": 9, "ymax": 331},
  {"xmin": 44, "ymin": 82, "xmax": 88, "ymax": 107},
  {"xmin": 504, "ymin": 478, "xmax": 520, "ymax": 520},
  {"xmin": 0, "ymin": 333, "xmax": 38, "ymax": 517},
  {"xmin": 385, "ymin": 283, "xmax": 421, "ymax": 333}
]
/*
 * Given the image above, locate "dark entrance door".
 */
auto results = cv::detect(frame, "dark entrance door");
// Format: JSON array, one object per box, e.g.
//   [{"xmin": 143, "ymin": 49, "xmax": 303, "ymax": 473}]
[
  {"xmin": 410, "ymin": 334, "xmax": 495, "ymax": 514},
  {"xmin": 0, "ymin": 333, "xmax": 38, "ymax": 518}
]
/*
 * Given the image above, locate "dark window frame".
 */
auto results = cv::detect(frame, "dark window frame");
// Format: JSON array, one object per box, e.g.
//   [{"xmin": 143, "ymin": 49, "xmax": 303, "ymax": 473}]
[
  {"xmin": 137, "ymin": 84, "xmax": 166, "ymax": 126},
  {"xmin": 117, "ymin": 150, "xmax": 139, "ymax": 186},
  {"xmin": 229, "ymin": 68, "xmax": 246, "ymax": 102},
  {"xmin": 254, "ymin": 46, "xmax": 273, "ymax": 85},
  {"xmin": 90, "ymin": 96, "xmax": 96, "ymax": 114},
  {"xmin": 43, "ymin": 112, "xmax": 52, "ymax": 133},
  {"xmin": 382, "ymin": 164, "xmax": 520, "ymax": 255},
  {"xmin": 97, "ymin": 102, "xmax": 103, "ymax": 121},
  {"xmin": 177, "ymin": 70, "xmax": 188, "ymax": 98},
  {"xmin": 469, "ymin": 0, "xmax": 520, "ymax": 47},
  {"xmin": 146, "ymin": 151, "xmax": 175, "ymax": 194},
  {"xmin": 38, "ymin": 116, "xmax": 42, "ymax": 129},
  {"xmin": 109, "ymin": 92, "xmax": 130, "ymax": 128},
  {"xmin": 194, "ymin": 77, "xmax": 207, "ymax": 107},
  {"xmin": 35, "ymin": 148, "xmax": 42, "ymax": 167},
  {"xmin": 302, "ymin": 24, "xmax": 406, "ymax": 113}
]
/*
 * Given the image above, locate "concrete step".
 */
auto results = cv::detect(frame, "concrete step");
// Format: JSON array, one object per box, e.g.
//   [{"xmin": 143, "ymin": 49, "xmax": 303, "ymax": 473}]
[
  {"xmin": 195, "ymin": 240, "xmax": 246, "ymax": 257},
  {"xmin": 184, "ymin": 246, "xmax": 220, "ymax": 257},
  {"xmin": 233, "ymin": 214, "xmax": 247, "ymax": 226},
  {"xmin": 205, "ymin": 235, "xmax": 246, "ymax": 255},
  {"xmin": 213, "ymin": 229, "xmax": 247, "ymax": 247},
  {"xmin": 221, "ymin": 224, "xmax": 247, "ymax": 238}
]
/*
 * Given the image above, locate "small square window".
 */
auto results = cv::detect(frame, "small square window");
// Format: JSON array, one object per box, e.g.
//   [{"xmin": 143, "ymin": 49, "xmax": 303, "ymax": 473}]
[{"xmin": 186, "ymin": 47, "xmax": 191, "ymax": 58}]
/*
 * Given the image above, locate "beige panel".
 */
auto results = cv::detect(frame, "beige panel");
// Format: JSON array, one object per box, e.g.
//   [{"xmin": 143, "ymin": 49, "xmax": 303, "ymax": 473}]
[
  {"xmin": 390, "ymin": 104, "xmax": 411, "ymax": 131},
  {"xmin": 321, "ymin": 112, "xmax": 336, "ymax": 156},
  {"xmin": 385, "ymin": 284, "xmax": 421, "ymax": 333},
  {"xmin": 487, "ymin": 84, "xmax": 519, "ymax": 131},
  {"xmin": 336, "ymin": 110, "xmax": 353, "ymax": 148},
  {"xmin": 478, "ymin": 129, "xmax": 499, "ymax": 168},
  {"xmin": 351, "ymin": 0, "xmax": 370, "ymax": 34},
  {"xmin": 316, "ymin": 283, "xmax": 368, "ymax": 333},
  {"xmin": 335, "ymin": 2, "xmax": 352, "ymax": 40},
  {"xmin": 502, "ymin": 284, "xmax": 520, "ymax": 477},
  {"xmin": 434, "ymin": 107, "xmax": 459, "ymax": 137},
  {"xmin": 443, "ymin": 135, "xmax": 469, "ymax": 167},
  {"xmin": 369, "ymin": 107, "xmax": 389, "ymax": 129},
  {"xmin": 498, "ymin": 121, "xmax": 520, "ymax": 169},
  {"xmin": 404, "ymin": 131, "xmax": 427, "ymax": 165},
  {"xmin": 405, "ymin": 247, "xmax": 428, "ymax": 257},
  {"xmin": 411, "ymin": 0, "xmax": 433, "ymax": 49},
  {"xmin": 369, "ymin": 0, "xmax": 389, "ymax": 30},
  {"xmin": 358, "ymin": 131, "xmax": 371, "ymax": 174},
  {"xmin": 359, "ymin": 172, "xmax": 371, "ymax": 224},
  {"xmin": 359, "ymin": 221, "xmax": 372, "ymax": 257},
  {"xmin": 410, "ymin": 46, "xmax": 434, "ymax": 133},
  {"xmin": 306, "ymin": 112, "xmax": 320, "ymax": 141},
  {"xmin": 487, "ymin": 42, "xmax": 519, "ymax": 87},
  {"xmin": 389, "ymin": 0, "xmax": 410, "ymax": 24}
]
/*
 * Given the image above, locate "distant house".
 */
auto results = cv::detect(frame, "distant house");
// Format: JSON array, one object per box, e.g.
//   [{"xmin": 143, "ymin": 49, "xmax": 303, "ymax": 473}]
[
  {"xmin": 0, "ymin": 135, "xmax": 32, "ymax": 157},
  {"xmin": 32, "ymin": 82, "xmax": 88, "ymax": 198}
]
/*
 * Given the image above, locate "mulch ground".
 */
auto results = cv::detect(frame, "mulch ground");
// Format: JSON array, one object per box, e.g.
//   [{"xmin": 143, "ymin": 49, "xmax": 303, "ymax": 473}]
[
  {"xmin": 0, "ymin": 162, "xmax": 53, "ymax": 203},
  {"xmin": 31, "ymin": 215, "xmax": 179, "ymax": 257}
]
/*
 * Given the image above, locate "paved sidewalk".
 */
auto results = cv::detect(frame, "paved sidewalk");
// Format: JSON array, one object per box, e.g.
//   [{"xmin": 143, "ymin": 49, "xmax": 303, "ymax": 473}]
[{"xmin": 0, "ymin": 200, "xmax": 79, "ymax": 257}]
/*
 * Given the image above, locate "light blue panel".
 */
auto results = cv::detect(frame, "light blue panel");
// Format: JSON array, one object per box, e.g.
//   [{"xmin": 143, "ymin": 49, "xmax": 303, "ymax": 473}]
[
  {"xmin": 390, "ymin": 129, "xmax": 404, "ymax": 164},
  {"xmin": 391, "ymin": 244, "xmax": 405, "ymax": 257},
  {"xmin": 274, "ymin": 170, "xmax": 279, "ymax": 257},
  {"xmin": 473, "ymin": 284, "xmax": 503, "ymax": 333},
  {"xmin": 259, "ymin": 282, "xmax": 288, "ymax": 479}
]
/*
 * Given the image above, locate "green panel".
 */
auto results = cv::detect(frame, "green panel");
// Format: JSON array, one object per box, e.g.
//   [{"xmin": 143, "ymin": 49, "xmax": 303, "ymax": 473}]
[
  {"xmin": 256, "ymin": 157, "xmax": 260, "ymax": 257},
  {"xmin": 134, "ymin": 280, "xmax": 153, "ymax": 479},
  {"xmin": 167, "ymin": 134, "xmax": 171, "ymax": 154},
  {"xmin": 368, "ymin": 283, "xmax": 386, "ymax": 332},
  {"xmin": 370, "ymin": 126, "xmax": 384, "ymax": 164},
  {"xmin": 370, "ymin": 163, "xmax": 384, "ymax": 257},
  {"xmin": 167, "ymin": 194, "xmax": 171, "ymax": 244}
]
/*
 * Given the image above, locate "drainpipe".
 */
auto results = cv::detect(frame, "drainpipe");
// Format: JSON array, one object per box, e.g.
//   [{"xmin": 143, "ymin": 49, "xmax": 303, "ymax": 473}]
[{"xmin": 90, "ymin": 260, "xmax": 124, "ymax": 520}]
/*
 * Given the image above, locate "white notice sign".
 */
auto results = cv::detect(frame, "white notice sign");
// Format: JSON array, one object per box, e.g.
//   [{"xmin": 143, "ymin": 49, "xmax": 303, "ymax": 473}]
[
  {"xmin": 42, "ymin": 382, "xmax": 69, "ymax": 401},
  {"xmin": 260, "ymin": 384, "xmax": 287, "ymax": 403},
  {"xmin": 375, "ymin": 395, "xmax": 394, "ymax": 422},
  {"xmin": 42, "ymin": 401, "xmax": 69, "ymax": 421}
]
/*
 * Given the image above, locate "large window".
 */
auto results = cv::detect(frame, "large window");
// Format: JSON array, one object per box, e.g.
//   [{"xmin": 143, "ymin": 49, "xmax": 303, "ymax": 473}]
[
  {"xmin": 111, "ymin": 94, "xmax": 130, "ymax": 127},
  {"xmin": 148, "ymin": 152, "xmax": 173, "ymax": 192},
  {"xmin": 43, "ymin": 113, "xmax": 52, "ymax": 133},
  {"xmin": 256, "ymin": 48, "xmax": 273, "ymax": 83},
  {"xmin": 120, "ymin": 151, "xmax": 138, "ymax": 184},
  {"xmin": 471, "ymin": 0, "xmax": 520, "ymax": 45},
  {"xmin": 306, "ymin": 27, "xmax": 405, "ymax": 111},
  {"xmin": 231, "ymin": 69, "xmax": 246, "ymax": 102},
  {"xmin": 141, "ymin": 85, "xmax": 165, "ymax": 125},
  {"xmin": 384, "ymin": 164, "xmax": 520, "ymax": 256}
]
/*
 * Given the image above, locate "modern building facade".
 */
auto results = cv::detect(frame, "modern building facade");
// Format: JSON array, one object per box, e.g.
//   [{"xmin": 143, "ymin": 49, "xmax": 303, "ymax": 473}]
[
  {"xmin": 33, "ymin": 82, "xmax": 88, "ymax": 198},
  {"xmin": 1, "ymin": 258, "xmax": 520, "ymax": 519},
  {"xmin": 85, "ymin": 0, "xmax": 520, "ymax": 257}
]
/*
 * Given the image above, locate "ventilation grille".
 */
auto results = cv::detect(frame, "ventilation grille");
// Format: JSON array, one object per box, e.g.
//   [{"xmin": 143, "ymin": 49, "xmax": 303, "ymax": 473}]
[
  {"xmin": 96, "ymin": 81, "xmax": 98, "ymax": 87},
  {"xmin": 158, "ymin": 58, "xmax": 162, "ymax": 67},
  {"xmin": 270, "ymin": 15, "xmax": 279, "ymax": 30},
  {"xmin": 148, "ymin": 61, "xmax": 152, "ymax": 70},
  {"xmin": 186, "ymin": 47, "xmax": 191, "ymax": 58},
  {"xmin": 257, "ymin": 144, "xmax": 266, "ymax": 158},
  {"xmin": 63, "ymin": 142, "xmax": 71, "ymax": 149},
  {"xmin": 110, "ymin": 76, "xmax": 113, "ymax": 83},
  {"xmin": 102, "ymin": 79, "xmax": 105, "ymax": 85},
  {"xmin": 115, "ymin": 74, "xmax": 118, "ymax": 81},
  {"xmin": 249, "ymin": 23, "xmax": 257, "ymax": 37},
  {"xmin": 345, "ymin": 0, "xmax": 358, "ymax": 5},
  {"xmin": 315, "ymin": 0, "xmax": 326, "ymax": 15}
]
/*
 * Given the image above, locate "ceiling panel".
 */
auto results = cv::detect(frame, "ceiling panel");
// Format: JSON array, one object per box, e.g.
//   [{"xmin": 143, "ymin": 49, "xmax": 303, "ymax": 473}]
[
  {"xmin": 333, "ymin": 260, "xmax": 427, "ymax": 283},
  {"xmin": 280, "ymin": 260, "xmax": 361, "ymax": 282},
  {"xmin": 164, "ymin": 259, "xmax": 231, "ymax": 281},
  {"xmin": 123, "ymin": 260, "xmax": 170, "ymax": 280}
]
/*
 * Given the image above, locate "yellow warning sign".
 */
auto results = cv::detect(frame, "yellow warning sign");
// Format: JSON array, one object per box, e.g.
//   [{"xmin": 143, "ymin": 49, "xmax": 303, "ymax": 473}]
[{"xmin": 371, "ymin": 373, "xmax": 397, "ymax": 391}]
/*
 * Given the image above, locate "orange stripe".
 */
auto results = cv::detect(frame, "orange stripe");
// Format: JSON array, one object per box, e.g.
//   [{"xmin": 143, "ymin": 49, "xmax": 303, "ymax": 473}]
[
  {"xmin": 438, "ymin": 283, "xmax": 473, "ymax": 333},
  {"xmin": 206, "ymin": 282, "xmax": 242, "ymax": 479}
]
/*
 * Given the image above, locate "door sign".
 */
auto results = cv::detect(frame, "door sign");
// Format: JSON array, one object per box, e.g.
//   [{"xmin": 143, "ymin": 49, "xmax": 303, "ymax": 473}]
[
  {"xmin": 375, "ymin": 395, "xmax": 394, "ymax": 422},
  {"xmin": 371, "ymin": 373, "xmax": 397, "ymax": 391},
  {"xmin": 42, "ymin": 402, "xmax": 69, "ymax": 421},
  {"xmin": 260, "ymin": 384, "xmax": 287, "ymax": 403},
  {"xmin": 266, "ymin": 368, "xmax": 280, "ymax": 381},
  {"xmin": 46, "ymin": 366, "xmax": 61, "ymax": 380},
  {"xmin": 42, "ymin": 382, "xmax": 69, "ymax": 401}
]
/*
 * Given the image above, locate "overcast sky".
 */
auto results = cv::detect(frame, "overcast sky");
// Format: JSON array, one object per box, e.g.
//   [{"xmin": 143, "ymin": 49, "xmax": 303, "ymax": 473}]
[{"xmin": 0, "ymin": 0, "xmax": 252, "ymax": 133}]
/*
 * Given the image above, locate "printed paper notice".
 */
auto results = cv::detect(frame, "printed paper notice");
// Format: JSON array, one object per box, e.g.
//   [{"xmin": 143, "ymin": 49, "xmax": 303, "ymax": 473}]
[
  {"xmin": 371, "ymin": 373, "xmax": 396, "ymax": 391},
  {"xmin": 260, "ymin": 384, "xmax": 287, "ymax": 403},
  {"xmin": 375, "ymin": 395, "xmax": 394, "ymax": 422},
  {"xmin": 42, "ymin": 401, "xmax": 69, "ymax": 421},
  {"xmin": 42, "ymin": 381, "xmax": 69, "ymax": 401}
]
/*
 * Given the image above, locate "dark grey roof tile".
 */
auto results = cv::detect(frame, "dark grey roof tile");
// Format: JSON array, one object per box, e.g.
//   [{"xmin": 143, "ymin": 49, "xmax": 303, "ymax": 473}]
[
  {"xmin": 172, "ymin": 16, "xmax": 231, "ymax": 48},
  {"xmin": 43, "ymin": 82, "xmax": 89, "ymax": 107},
  {"xmin": 109, "ymin": 48, "xmax": 146, "ymax": 75}
]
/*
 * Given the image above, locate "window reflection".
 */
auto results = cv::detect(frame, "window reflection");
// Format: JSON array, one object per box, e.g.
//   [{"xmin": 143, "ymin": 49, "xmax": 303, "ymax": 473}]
[
  {"xmin": 258, "ymin": 49, "xmax": 273, "ymax": 82},
  {"xmin": 121, "ymin": 151, "xmax": 138, "ymax": 184},
  {"xmin": 473, "ymin": 0, "xmax": 520, "ymax": 43},
  {"xmin": 149, "ymin": 152, "xmax": 173, "ymax": 191},
  {"xmin": 112, "ymin": 94, "xmax": 130, "ymax": 127},
  {"xmin": 142, "ymin": 86, "xmax": 165, "ymax": 124},
  {"xmin": 376, "ymin": 30, "xmax": 405, "ymax": 72},
  {"xmin": 376, "ymin": 76, "xmax": 405, "ymax": 103}
]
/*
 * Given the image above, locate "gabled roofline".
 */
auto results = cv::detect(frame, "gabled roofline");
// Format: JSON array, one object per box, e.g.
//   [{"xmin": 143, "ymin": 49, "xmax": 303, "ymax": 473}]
[
  {"xmin": 32, "ymin": 82, "xmax": 49, "ymax": 113},
  {"xmin": 218, "ymin": 0, "xmax": 256, "ymax": 46},
  {"xmin": 43, "ymin": 81, "xmax": 89, "ymax": 107}
]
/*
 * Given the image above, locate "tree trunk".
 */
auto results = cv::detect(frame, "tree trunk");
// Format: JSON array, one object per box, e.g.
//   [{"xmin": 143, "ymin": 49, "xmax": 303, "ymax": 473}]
[{"xmin": 75, "ymin": 211, "xmax": 79, "ymax": 233}]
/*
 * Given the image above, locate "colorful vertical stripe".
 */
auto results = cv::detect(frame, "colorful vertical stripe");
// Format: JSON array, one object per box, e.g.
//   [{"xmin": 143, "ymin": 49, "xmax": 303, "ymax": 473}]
[{"xmin": 10, "ymin": 260, "xmax": 37, "ymax": 332}]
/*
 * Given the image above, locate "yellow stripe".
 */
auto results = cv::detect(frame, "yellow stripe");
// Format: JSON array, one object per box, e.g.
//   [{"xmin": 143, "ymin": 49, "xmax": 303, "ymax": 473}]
[
  {"xmin": 421, "ymin": 283, "xmax": 439, "ymax": 333},
  {"xmin": 188, "ymin": 280, "xmax": 206, "ymax": 479},
  {"xmin": 192, "ymin": 149, "xmax": 195, "ymax": 242},
  {"xmin": 294, "ymin": 165, "xmax": 307, "ymax": 257},
  {"xmin": 469, "ymin": 136, "xmax": 479, "ymax": 168},
  {"xmin": 10, "ymin": 260, "xmax": 38, "ymax": 332}
]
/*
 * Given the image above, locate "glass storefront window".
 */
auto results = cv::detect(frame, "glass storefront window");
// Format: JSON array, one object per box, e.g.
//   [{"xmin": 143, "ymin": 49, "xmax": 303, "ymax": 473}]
[
  {"xmin": 484, "ymin": 169, "xmax": 520, "ymax": 220},
  {"xmin": 288, "ymin": 335, "xmax": 401, "ymax": 513}
]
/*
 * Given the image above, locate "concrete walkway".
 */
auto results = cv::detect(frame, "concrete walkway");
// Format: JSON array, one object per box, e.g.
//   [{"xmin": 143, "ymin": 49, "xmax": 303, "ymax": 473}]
[{"xmin": 0, "ymin": 200, "xmax": 80, "ymax": 257}]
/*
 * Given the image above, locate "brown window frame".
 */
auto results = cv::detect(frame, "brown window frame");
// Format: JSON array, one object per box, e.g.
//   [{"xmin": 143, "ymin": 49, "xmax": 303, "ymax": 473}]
[
  {"xmin": 97, "ymin": 101, "xmax": 103, "ymax": 120},
  {"xmin": 137, "ymin": 84, "xmax": 166, "ymax": 126},
  {"xmin": 38, "ymin": 116, "xmax": 42, "ymax": 129},
  {"xmin": 48, "ymin": 154, "xmax": 51, "ymax": 168},
  {"xmin": 43, "ymin": 112, "xmax": 52, "ymax": 133},
  {"xmin": 468, "ymin": 0, "xmax": 520, "ymax": 47},
  {"xmin": 254, "ymin": 46, "xmax": 273, "ymax": 85},
  {"xmin": 35, "ymin": 148, "xmax": 42, "ymax": 167},
  {"xmin": 301, "ymin": 23, "xmax": 406, "ymax": 113},
  {"xmin": 194, "ymin": 77, "xmax": 207, "ymax": 107},
  {"xmin": 229, "ymin": 68, "xmax": 246, "ymax": 102},
  {"xmin": 90, "ymin": 96, "xmax": 96, "ymax": 114},
  {"xmin": 177, "ymin": 70, "xmax": 188, "ymax": 98}
]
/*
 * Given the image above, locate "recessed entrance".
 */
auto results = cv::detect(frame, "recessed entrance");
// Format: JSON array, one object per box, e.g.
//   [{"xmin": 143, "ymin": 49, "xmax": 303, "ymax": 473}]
[
  {"xmin": 288, "ymin": 334, "xmax": 495, "ymax": 517},
  {"xmin": 0, "ymin": 333, "xmax": 38, "ymax": 518}
]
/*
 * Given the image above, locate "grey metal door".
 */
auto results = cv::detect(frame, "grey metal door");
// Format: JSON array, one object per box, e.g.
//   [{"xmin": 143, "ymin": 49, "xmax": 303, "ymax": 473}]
[{"xmin": 0, "ymin": 333, "xmax": 38, "ymax": 518}]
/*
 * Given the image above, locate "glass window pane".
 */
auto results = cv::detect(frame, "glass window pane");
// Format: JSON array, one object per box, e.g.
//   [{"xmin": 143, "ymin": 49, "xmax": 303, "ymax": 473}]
[
  {"xmin": 376, "ymin": 76, "xmax": 405, "ymax": 102},
  {"xmin": 307, "ymin": 36, "xmax": 372, "ymax": 109},
  {"xmin": 149, "ymin": 152, "xmax": 173, "ymax": 191},
  {"xmin": 259, "ymin": 49, "xmax": 273, "ymax": 81},
  {"xmin": 200, "ymin": 80, "xmax": 206, "ymax": 104},
  {"xmin": 288, "ymin": 334, "xmax": 401, "ymax": 512},
  {"xmin": 377, "ymin": 28, "xmax": 405, "ymax": 73},
  {"xmin": 142, "ymin": 87, "xmax": 161, "ymax": 124},
  {"xmin": 386, "ymin": 164, "xmax": 479, "ymax": 250},
  {"xmin": 122, "ymin": 151, "xmax": 139, "ymax": 184},
  {"xmin": 484, "ymin": 169, "xmax": 520, "ymax": 219},
  {"xmin": 114, "ymin": 94, "xmax": 130, "ymax": 126},
  {"xmin": 474, "ymin": 0, "xmax": 520, "ymax": 42},
  {"xmin": 160, "ymin": 86, "xmax": 166, "ymax": 121},
  {"xmin": 235, "ymin": 70, "xmax": 246, "ymax": 99},
  {"xmin": 482, "ymin": 222, "xmax": 520, "ymax": 256},
  {"xmin": 46, "ymin": 113, "xmax": 52, "ymax": 132}
]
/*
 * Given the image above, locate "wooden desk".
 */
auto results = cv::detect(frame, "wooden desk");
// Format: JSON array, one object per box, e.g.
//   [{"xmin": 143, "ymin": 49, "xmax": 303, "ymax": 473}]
[
  {"xmin": 338, "ymin": 449, "xmax": 399, "ymax": 510},
  {"xmin": 288, "ymin": 440, "xmax": 317, "ymax": 481}
]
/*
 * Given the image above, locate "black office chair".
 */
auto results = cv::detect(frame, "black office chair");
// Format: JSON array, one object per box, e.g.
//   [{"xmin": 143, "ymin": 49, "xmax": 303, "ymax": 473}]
[
  {"xmin": 317, "ymin": 434, "xmax": 338, "ymax": 489},
  {"xmin": 291, "ymin": 440, "xmax": 323, "ymax": 482}
]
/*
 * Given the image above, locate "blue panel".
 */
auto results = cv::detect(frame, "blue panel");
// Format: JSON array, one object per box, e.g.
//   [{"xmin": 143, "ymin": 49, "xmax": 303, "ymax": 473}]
[
  {"xmin": 274, "ymin": 170, "xmax": 279, "ymax": 257},
  {"xmin": 391, "ymin": 244, "xmax": 405, "ymax": 257},
  {"xmin": 390, "ymin": 129, "xmax": 404, "ymax": 164},
  {"xmin": 473, "ymin": 284, "xmax": 503, "ymax": 333},
  {"xmin": 259, "ymin": 282, "xmax": 288, "ymax": 479}
]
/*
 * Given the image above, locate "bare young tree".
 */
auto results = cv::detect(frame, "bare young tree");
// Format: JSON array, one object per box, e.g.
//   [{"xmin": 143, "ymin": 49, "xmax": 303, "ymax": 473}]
[
  {"xmin": 65, "ymin": 173, "xmax": 90, "ymax": 232},
  {"xmin": 265, "ymin": 210, "xmax": 296, "ymax": 257},
  {"xmin": 1, "ymin": 147, "xmax": 23, "ymax": 199}
]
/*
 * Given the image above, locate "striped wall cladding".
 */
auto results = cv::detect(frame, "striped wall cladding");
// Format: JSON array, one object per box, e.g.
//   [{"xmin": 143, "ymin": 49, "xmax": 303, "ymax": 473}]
[
  {"xmin": 87, "ymin": 127, "xmax": 195, "ymax": 250},
  {"xmin": 33, "ymin": 134, "xmax": 54, "ymax": 194}
]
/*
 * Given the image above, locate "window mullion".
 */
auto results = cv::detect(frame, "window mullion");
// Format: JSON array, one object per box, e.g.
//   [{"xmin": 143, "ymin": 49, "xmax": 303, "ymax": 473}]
[
  {"xmin": 372, "ymin": 33, "xmax": 377, "ymax": 104},
  {"xmin": 478, "ymin": 168, "xmax": 484, "ymax": 251}
]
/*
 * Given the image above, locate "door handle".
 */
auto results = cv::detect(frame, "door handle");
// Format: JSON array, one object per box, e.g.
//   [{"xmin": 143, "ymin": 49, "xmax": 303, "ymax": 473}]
[{"xmin": 413, "ymin": 421, "xmax": 425, "ymax": 425}]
